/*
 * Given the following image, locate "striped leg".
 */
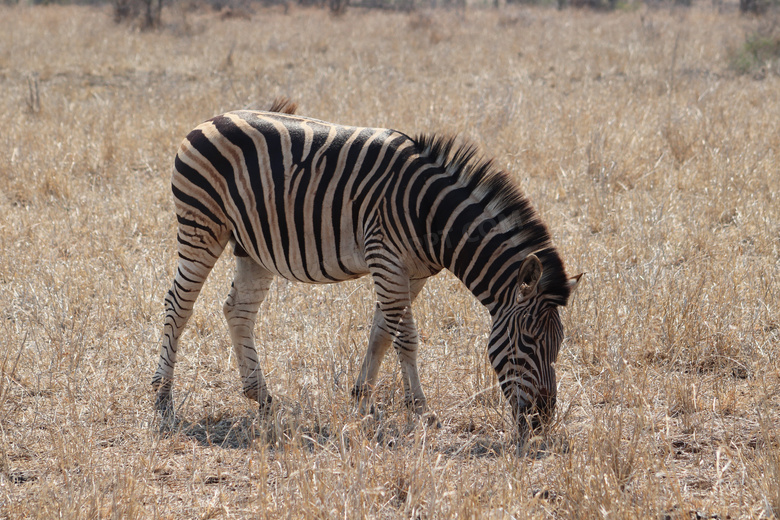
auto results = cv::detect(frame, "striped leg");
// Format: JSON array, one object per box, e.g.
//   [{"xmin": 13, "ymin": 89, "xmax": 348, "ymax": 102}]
[
  {"xmin": 353, "ymin": 276, "xmax": 428, "ymax": 414},
  {"xmin": 152, "ymin": 235, "xmax": 227, "ymax": 417},
  {"xmin": 223, "ymin": 256, "xmax": 274, "ymax": 415}
]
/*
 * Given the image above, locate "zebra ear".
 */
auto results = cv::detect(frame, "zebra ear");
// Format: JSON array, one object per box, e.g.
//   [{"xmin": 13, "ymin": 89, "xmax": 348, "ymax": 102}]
[
  {"xmin": 567, "ymin": 273, "xmax": 584, "ymax": 294},
  {"xmin": 517, "ymin": 254, "xmax": 543, "ymax": 300}
]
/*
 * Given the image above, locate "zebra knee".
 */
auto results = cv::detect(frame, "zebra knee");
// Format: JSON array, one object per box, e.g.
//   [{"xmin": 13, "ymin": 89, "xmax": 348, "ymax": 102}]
[{"xmin": 222, "ymin": 294, "xmax": 236, "ymax": 319}]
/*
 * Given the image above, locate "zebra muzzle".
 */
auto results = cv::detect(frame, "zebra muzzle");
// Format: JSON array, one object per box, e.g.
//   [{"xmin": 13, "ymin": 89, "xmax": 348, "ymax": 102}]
[{"xmin": 515, "ymin": 391, "xmax": 556, "ymax": 438}]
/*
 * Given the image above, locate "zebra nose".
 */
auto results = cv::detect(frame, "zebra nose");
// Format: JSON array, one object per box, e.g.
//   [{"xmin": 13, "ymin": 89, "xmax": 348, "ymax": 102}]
[
  {"xmin": 516, "ymin": 391, "xmax": 556, "ymax": 435},
  {"xmin": 537, "ymin": 393, "xmax": 556, "ymax": 424},
  {"xmin": 537, "ymin": 387, "xmax": 556, "ymax": 413}
]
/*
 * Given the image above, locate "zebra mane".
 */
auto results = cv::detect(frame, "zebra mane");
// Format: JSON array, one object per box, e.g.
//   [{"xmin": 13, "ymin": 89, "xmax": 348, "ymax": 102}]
[
  {"xmin": 413, "ymin": 133, "xmax": 573, "ymax": 306},
  {"xmin": 267, "ymin": 97, "xmax": 298, "ymax": 115}
]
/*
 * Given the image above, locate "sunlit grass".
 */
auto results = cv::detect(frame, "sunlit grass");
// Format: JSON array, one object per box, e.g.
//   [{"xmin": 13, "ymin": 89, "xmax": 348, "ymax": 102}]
[{"xmin": 1, "ymin": 3, "xmax": 779, "ymax": 518}]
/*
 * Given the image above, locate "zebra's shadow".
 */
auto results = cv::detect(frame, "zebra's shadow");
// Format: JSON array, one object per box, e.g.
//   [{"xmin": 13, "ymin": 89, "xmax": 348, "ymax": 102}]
[
  {"xmin": 156, "ymin": 414, "xmax": 261, "ymax": 449},
  {"xmin": 153, "ymin": 401, "xmax": 330, "ymax": 450},
  {"xmin": 437, "ymin": 436, "xmax": 509, "ymax": 458},
  {"xmin": 435, "ymin": 435, "xmax": 562, "ymax": 460},
  {"xmin": 153, "ymin": 406, "xmax": 561, "ymax": 458}
]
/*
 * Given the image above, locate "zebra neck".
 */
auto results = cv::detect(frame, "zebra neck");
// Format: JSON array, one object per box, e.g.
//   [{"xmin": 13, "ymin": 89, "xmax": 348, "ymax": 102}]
[
  {"xmin": 413, "ymin": 177, "xmax": 550, "ymax": 313},
  {"xmin": 440, "ymin": 219, "xmax": 528, "ymax": 314},
  {"xmin": 406, "ymin": 133, "xmax": 569, "ymax": 311}
]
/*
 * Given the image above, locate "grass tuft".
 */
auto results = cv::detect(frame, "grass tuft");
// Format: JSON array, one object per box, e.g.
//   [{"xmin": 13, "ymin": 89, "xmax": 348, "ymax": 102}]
[{"xmin": 729, "ymin": 18, "xmax": 780, "ymax": 76}]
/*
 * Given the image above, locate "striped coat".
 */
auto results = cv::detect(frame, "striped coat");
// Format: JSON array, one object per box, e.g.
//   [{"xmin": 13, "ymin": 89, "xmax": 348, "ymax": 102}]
[{"xmin": 153, "ymin": 99, "xmax": 579, "ymax": 439}]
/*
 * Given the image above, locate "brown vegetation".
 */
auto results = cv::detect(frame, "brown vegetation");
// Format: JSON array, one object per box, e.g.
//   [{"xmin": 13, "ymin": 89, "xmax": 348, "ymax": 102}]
[{"xmin": 1, "ymin": 3, "xmax": 779, "ymax": 518}]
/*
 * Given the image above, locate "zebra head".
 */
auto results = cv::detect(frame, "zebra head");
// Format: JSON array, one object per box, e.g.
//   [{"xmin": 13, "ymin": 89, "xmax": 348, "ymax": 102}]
[{"xmin": 489, "ymin": 253, "xmax": 580, "ymax": 441}]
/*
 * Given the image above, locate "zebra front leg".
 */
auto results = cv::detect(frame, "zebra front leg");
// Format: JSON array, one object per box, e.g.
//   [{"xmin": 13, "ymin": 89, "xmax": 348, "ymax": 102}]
[
  {"xmin": 394, "ymin": 310, "xmax": 440, "ymax": 428},
  {"xmin": 223, "ymin": 255, "xmax": 274, "ymax": 416},
  {"xmin": 353, "ymin": 278, "xmax": 428, "ymax": 415},
  {"xmin": 352, "ymin": 306, "xmax": 394, "ymax": 414},
  {"xmin": 395, "ymin": 277, "xmax": 429, "ymax": 414},
  {"xmin": 360, "ymin": 270, "xmax": 430, "ymax": 415},
  {"xmin": 392, "ymin": 307, "xmax": 427, "ymax": 415}
]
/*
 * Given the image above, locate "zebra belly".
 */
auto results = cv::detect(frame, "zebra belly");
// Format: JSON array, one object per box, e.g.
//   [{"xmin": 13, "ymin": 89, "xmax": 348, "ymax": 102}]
[{"xmin": 234, "ymin": 227, "xmax": 371, "ymax": 284}]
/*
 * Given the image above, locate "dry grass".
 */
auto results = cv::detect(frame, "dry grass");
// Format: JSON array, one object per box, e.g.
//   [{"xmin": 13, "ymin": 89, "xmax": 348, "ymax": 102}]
[{"xmin": 1, "ymin": 2, "xmax": 779, "ymax": 518}]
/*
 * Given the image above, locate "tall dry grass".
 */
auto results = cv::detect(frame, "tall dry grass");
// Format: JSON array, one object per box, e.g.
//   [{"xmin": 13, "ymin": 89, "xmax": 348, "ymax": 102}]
[{"xmin": 1, "ymin": 3, "xmax": 779, "ymax": 518}]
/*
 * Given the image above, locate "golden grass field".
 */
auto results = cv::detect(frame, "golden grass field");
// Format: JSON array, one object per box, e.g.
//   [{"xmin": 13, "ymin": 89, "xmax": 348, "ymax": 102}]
[{"xmin": 1, "ymin": 2, "xmax": 779, "ymax": 517}]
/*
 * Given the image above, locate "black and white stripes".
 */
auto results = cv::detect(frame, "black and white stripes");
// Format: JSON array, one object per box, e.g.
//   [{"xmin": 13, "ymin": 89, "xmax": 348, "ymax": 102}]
[{"xmin": 152, "ymin": 99, "xmax": 580, "ymax": 438}]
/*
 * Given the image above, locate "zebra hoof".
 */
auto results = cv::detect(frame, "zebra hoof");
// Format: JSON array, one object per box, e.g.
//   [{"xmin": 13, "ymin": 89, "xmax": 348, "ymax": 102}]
[
  {"xmin": 352, "ymin": 384, "xmax": 377, "ymax": 416},
  {"xmin": 411, "ymin": 410, "xmax": 439, "ymax": 429},
  {"xmin": 154, "ymin": 393, "xmax": 176, "ymax": 430},
  {"xmin": 516, "ymin": 436, "xmax": 554, "ymax": 460},
  {"xmin": 351, "ymin": 383, "xmax": 371, "ymax": 400},
  {"xmin": 155, "ymin": 391, "xmax": 172, "ymax": 413},
  {"xmin": 404, "ymin": 397, "xmax": 428, "ymax": 416},
  {"xmin": 354, "ymin": 400, "xmax": 377, "ymax": 417},
  {"xmin": 257, "ymin": 395, "xmax": 274, "ymax": 418},
  {"xmin": 423, "ymin": 412, "xmax": 441, "ymax": 429}
]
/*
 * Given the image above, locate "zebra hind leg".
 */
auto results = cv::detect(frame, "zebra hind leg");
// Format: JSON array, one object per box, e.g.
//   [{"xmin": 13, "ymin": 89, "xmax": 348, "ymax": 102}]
[
  {"xmin": 152, "ymin": 241, "xmax": 226, "ymax": 420},
  {"xmin": 223, "ymin": 254, "xmax": 275, "ymax": 416}
]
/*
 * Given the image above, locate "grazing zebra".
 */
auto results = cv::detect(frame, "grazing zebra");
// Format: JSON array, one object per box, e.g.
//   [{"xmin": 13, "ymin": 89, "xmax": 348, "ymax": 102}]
[{"xmin": 152, "ymin": 98, "xmax": 580, "ymax": 439}]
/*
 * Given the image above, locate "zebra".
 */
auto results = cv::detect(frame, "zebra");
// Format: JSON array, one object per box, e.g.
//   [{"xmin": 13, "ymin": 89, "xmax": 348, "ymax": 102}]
[{"xmin": 151, "ymin": 98, "xmax": 580, "ymax": 440}]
